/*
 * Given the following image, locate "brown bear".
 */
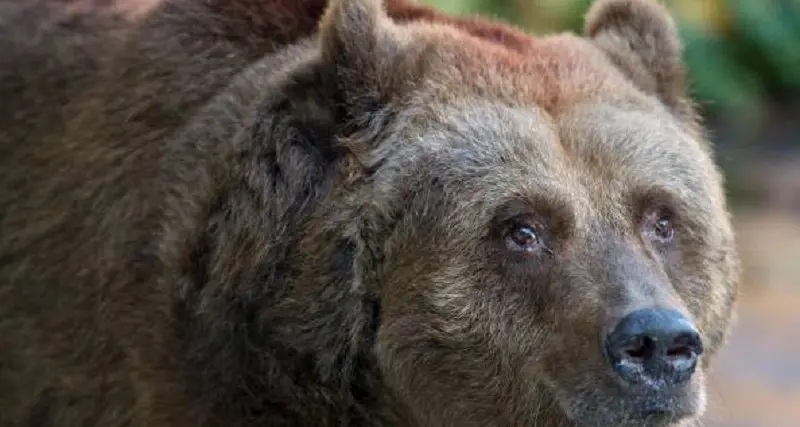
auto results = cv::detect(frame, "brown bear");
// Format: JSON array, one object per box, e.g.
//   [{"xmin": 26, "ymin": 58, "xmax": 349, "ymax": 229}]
[{"xmin": 0, "ymin": 0, "xmax": 740, "ymax": 426}]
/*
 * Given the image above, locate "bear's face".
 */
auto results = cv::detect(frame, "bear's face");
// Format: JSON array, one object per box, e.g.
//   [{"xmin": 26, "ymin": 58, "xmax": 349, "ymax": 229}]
[
  {"xmin": 369, "ymin": 96, "xmax": 737, "ymax": 427},
  {"xmin": 314, "ymin": 0, "xmax": 739, "ymax": 426}
]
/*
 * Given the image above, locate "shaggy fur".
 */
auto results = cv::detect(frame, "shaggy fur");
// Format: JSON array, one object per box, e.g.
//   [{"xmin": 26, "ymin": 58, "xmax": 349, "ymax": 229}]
[{"xmin": 0, "ymin": 0, "xmax": 740, "ymax": 426}]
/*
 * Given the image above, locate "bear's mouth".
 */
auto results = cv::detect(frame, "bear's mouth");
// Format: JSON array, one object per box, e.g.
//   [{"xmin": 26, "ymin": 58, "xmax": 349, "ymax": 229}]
[
  {"xmin": 553, "ymin": 377, "xmax": 705, "ymax": 427},
  {"xmin": 633, "ymin": 391, "xmax": 699, "ymax": 420}
]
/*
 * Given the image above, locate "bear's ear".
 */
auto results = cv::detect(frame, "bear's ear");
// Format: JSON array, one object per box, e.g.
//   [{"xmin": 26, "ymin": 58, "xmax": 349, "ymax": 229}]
[
  {"xmin": 318, "ymin": 0, "xmax": 402, "ymax": 114},
  {"xmin": 584, "ymin": 0, "xmax": 694, "ymax": 121}
]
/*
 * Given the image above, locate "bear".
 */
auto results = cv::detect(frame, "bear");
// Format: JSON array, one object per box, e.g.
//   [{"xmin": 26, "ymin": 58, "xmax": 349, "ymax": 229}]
[{"xmin": 0, "ymin": 0, "xmax": 740, "ymax": 426}]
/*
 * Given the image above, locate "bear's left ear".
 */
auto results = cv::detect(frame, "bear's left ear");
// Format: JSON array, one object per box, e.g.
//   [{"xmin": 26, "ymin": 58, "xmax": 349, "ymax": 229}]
[
  {"xmin": 318, "ymin": 0, "xmax": 404, "ymax": 116},
  {"xmin": 584, "ymin": 0, "xmax": 695, "ymax": 121}
]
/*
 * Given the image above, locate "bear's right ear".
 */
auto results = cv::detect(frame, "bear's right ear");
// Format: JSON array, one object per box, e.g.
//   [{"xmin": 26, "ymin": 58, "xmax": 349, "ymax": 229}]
[
  {"xmin": 318, "ymin": 0, "xmax": 402, "ymax": 114},
  {"xmin": 584, "ymin": 0, "xmax": 695, "ymax": 122}
]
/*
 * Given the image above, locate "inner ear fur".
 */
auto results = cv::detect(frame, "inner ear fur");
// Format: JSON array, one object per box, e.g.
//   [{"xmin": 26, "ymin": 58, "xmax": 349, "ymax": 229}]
[{"xmin": 584, "ymin": 0, "xmax": 695, "ymax": 121}]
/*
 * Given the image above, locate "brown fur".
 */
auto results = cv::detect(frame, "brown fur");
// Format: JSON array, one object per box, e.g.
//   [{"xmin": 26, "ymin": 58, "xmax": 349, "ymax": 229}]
[{"xmin": 0, "ymin": 0, "xmax": 740, "ymax": 427}]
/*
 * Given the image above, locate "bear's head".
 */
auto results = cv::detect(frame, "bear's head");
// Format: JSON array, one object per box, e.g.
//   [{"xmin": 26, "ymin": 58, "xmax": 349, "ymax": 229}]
[{"xmin": 265, "ymin": 0, "xmax": 740, "ymax": 425}]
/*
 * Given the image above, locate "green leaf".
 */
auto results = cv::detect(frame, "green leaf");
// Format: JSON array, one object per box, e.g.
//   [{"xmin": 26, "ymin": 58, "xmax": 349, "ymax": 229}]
[
  {"xmin": 679, "ymin": 25, "xmax": 766, "ymax": 120},
  {"xmin": 729, "ymin": 0, "xmax": 800, "ymax": 89}
]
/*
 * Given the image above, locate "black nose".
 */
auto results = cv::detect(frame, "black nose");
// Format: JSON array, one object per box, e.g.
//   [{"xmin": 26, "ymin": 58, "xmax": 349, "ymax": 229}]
[{"xmin": 604, "ymin": 308, "xmax": 703, "ymax": 388}]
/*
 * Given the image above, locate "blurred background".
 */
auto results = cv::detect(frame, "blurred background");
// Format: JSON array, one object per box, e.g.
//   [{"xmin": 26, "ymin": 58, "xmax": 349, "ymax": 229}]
[{"xmin": 421, "ymin": 0, "xmax": 800, "ymax": 425}]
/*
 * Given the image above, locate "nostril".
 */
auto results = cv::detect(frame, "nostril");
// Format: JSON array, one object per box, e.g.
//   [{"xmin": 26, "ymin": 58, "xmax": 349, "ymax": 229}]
[
  {"xmin": 624, "ymin": 336, "xmax": 655, "ymax": 360},
  {"xmin": 666, "ymin": 334, "xmax": 696, "ymax": 359},
  {"xmin": 666, "ymin": 342, "xmax": 691, "ymax": 358},
  {"xmin": 667, "ymin": 331, "xmax": 703, "ymax": 359}
]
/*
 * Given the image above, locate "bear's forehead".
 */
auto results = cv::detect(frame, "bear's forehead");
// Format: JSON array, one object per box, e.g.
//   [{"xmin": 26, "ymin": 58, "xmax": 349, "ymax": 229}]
[
  {"xmin": 425, "ymin": 96, "xmax": 706, "ymax": 190},
  {"xmin": 419, "ymin": 31, "xmax": 642, "ymax": 112},
  {"xmin": 408, "ymin": 86, "xmax": 713, "ymax": 224},
  {"xmin": 390, "ymin": 27, "xmax": 717, "ymax": 216},
  {"xmin": 414, "ymin": 35, "xmax": 696, "ymax": 172}
]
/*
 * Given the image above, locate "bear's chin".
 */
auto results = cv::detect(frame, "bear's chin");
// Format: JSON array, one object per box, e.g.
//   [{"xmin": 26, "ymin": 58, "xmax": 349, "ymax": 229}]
[{"xmin": 551, "ymin": 378, "xmax": 707, "ymax": 427}]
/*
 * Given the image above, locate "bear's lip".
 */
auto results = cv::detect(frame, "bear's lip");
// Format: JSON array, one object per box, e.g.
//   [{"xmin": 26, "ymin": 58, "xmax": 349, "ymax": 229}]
[
  {"xmin": 613, "ymin": 382, "xmax": 702, "ymax": 424},
  {"xmin": 551, "ymin": 374, "xmax": 704, "ymax": 427},
  {"xmin": 633, "ymin": 392, "xmax": 698, "ymax": 419},
  {"xmin": 568, "ymin": 399, "xmax": 698, "ymax": 427}
]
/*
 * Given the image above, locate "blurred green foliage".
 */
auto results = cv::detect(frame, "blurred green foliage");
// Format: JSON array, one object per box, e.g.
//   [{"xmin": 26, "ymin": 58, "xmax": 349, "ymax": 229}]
[{"xmin": 422, "ymin": 0, "xmax": 800, "ymax": 139}]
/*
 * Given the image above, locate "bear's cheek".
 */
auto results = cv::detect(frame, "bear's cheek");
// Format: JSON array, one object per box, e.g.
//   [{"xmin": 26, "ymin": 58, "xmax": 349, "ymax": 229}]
[{"xmin": 369, "ymin": 278, "xmax": 566, "ymax": 427}]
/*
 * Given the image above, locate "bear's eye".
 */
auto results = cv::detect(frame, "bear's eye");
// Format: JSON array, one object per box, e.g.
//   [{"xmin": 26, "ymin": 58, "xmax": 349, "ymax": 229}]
[
  {"xmin": 642, "ymin": 207, "xmax": 676, "ymax": 245},
  {"xmin": 504, "ymin": 220, "xmax": 545, "ymax": 253},
  {"xmin": 654, "ymin": 218, "xmax": 674, "ymax": 240}
]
